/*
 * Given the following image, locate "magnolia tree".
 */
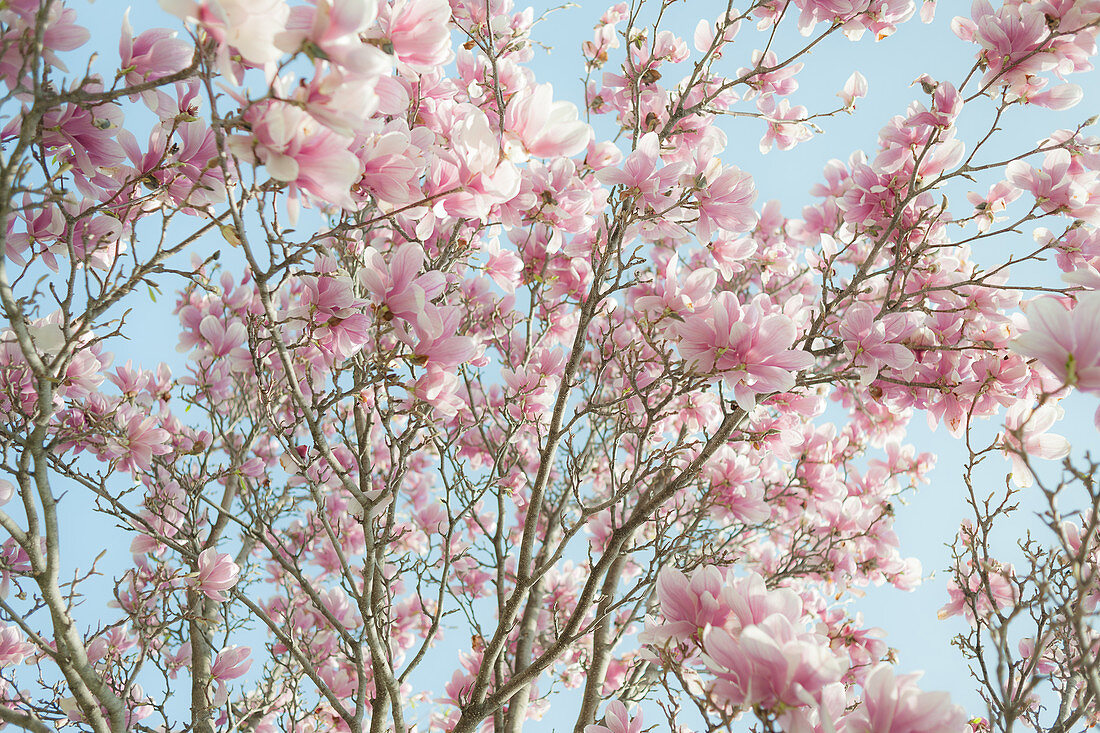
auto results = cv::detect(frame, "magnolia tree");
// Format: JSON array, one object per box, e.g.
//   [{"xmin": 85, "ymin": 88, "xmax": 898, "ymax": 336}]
[{"xmin": 2, "ymin": 0, "xmax": 1100, "ymax": 730}]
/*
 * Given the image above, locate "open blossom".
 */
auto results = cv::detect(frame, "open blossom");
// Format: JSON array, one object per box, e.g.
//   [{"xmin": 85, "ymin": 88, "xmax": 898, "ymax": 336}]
[
  {"xmin": 701, "ymin": 572, "xmax": 846, "ymax": 711},
  {"xmin": 693, "ymin": 162, "xmax": 757, "ymax": 240},
  {"xmin": 118, "ymin": 12, "xmax": 193, "ymax": 88},
  {"xmin": 965, "ymin": 181, "xmax": 1020, "ymax": 233},
  {"xmin": 504, "ymin": 84, "xmax": 592, "ymax": 160},
  {"xmin": 841, "ymin": 664, "xmax": 968, "ymax": 733},
  {"xmin": 676, "ymin": 292, "xmax": 815, "ymax": 411},
  {"xmin": 359, "ymin": 242, "xmax": 445, "ymax": 322},
  {"xmin": 951, "ymin": 0, "xmax": 1054, "ymax": 94},
  {"xmin": 102, "ymin": 406, "xmax": 172, "ymax": 475},
  {"xmin": 374, "ymin": 0, "xmax": 452, "ymax": 69},
  {"xmin": 1012, "ymin": 291, "xmax": 1100, "ymax": 392},
  {"xmin": 0, "ymin": 624, "xmax": 33, "ymax": 666},
  {"xmin": 193, "ymin": 548, "xmax": 240, "ymax": 602},
  {"xmin": 1000, "ymin": 402, "xmax": 1070, "ymax": 488},
  {"xmin": 641, "ymin": 566, "xmax": 731, "ymax": 644},
  {"xmin": 585, "ymin": 701, "xmax": 642, "ymax": 733},
  {"xmin": 227, "ymin": 98, "xmax": 360, "ymax": 219},
  {"xmin": 838, "ymin": 303, "xmax": 916, "ymax": 386},
  {"xmin": 1005, "ymin": 149, "xmax": 1099, "ymax": 221},
  {"xmin": 275, "ymin": 0, "xmax": 384, "ymax": 71},
  {"xmin": 596, "ymin": 132, "xmax": 684, "ymax": 210},
  {"xmin": 757, "ymin": 96, "xmax": 812, "ymax": 153},
  {"xmin": 938, "ymin": 558, "xmax": 1017, "ymax": 622},
  {"xmin": 160, "ymin": 0, "xmax": 290, "ymax": 67},
  {"xmin": 287, "ymin": 274, "xmax": 371, "ymax": 361}
]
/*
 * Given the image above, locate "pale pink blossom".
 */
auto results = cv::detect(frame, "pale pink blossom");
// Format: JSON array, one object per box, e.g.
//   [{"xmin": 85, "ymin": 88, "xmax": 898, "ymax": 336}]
[
  {"xmin": 841, "ymin": 664, "xmax": 968, "ymax": 733},
  {"xmin": 585, "ymin": 701, "xmax": 642, "ymax": 733},
  {"xmin": 193, "ymin": 548, "xmax": 240, "ymax": 602},
  {"xmin": 1000, "ymin": 402, "xmax": 1070, "ymax": 487},
  {"xmin": 0, "ymin": 624, "xmax": 32, "ymax": 666},
  {"xmin": 1006, "ymin": 149, "xmax": 1098, "ymax": 218},
  {"xmin": 375, "ymin": 0, "xmax": 452, "ymax": 69},
  {"xmin": 966, "ymin": 181, "xmax": 1020, "ymax": 233},
  {"xmin": 102, "ymin": 407, "xmax": 172, "ymax": 475},
  {"xmin": 938, "ymin": 559, "xmax": 1017, "ymax": 622},
  {"xmin": 228, "ymin": 99, "xmax": 360, "ymax": 221},
  {"xmin": 480, "ymin": 238, "xmax": 523, "ymax": 294},
  {"xmin": 118, "ymin": 11, "xmax": 193, "ymax": 88},
  {"xmin": 693, "ymin": 163, "xmax": 757, "ymax": 240},
  {"xmin": 676, "ymin": 293, "xmax": 815, "ymax": 411},
  {"xmin": 643, "ymin": 566, "xmax": 730, "ymax": 643},
  {"xmin": 838, "ymin": 303, "xmax": 916, "ymax": 386},
  {"xmin": 398, "ymin": 306, "xmax": 477, "ymax": 371},
  {"xmin": 757, "ymin": 96, "xmax": 812, "ymax": 153},
  {"xmin": 359, "ymin": 242, "xmax": 445, "ymax": 322},
  {"xmin": 159, "ymin": 0, "xmax": 290, "ymax": 67},
  {"xmin": 705, "ymin": 614, "xmax": 846, "ymax": 710},
  {"xmin": 504, "ymin": 84, "xmax": 591, "ymax": 160},
  {"xmin": 596, "ymin": 132, "xmax": 684, "ymax": 211},
  {"xmin": 210, "ymin": 645, "xmax": 252, "ymax": 707},
  {"xmin": 1012, "ymin": 291, "xmax": 1100, "ymax": 392},
  {"xmin": 838, "ymin": 71, "xmax": 868, "ymax": 109},
  {"xmin": 211, "ymin": 645, "xmax": 252, "ymax": 680},
  {"xmin": 276, "ymin": 0, "xmax": 381, "ymax": 70}
]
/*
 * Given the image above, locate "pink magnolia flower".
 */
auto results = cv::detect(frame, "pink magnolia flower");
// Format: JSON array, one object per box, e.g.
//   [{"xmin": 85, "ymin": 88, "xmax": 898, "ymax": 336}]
[
  {"xmin": 359, "ymin": 242, "xmax": 445, "ymax": 322},
  {"xmin": 118, "ymin": 11, "xmax": 193, "ymax": 88},
  {"xmin": 288, "ymin": 274, "xmax": 371, "ymax": 362},
  {"xmin": 276, "ymin": 0, "xmax": 383, "ymax": 71},
  {"xmin": 838, "ymin": 71, "xmax": 868, "ymax": 109},
  {"xmin": 479, "ymin": 238, "xmax": 523, "ymax": 294},
  {"xmin": 374, "ymin": 0, "xmax": 453, "ymax": 70},
  {"xmin": 1000, "ymin": 402, "xmax": 1069, "ymax": 488},
  {"xmin": 643, "ymin": 566, "xmax": 731, "ymax": 643},
  {"xmin": 210, "ymin": 645, "xmax": 252, "ymax": 707},
  {"xmin": 693, "ymin": 162, "xmax": 757, "ymax": 240},
  {"xmin": 1006, "ymin": 149, "xmax": 1098, "ymax": 218},
  {"xmin": 227, "ymin": 99, "xmax": 360, "ymax": 220},
  {"xmin": 211, "ymin": 645, "xmax": 252, "ymax": 680},
  {"xmin": 193, "ymin": 548, "xmax": 240, "ymax": 602},
  {"xmin": 632, "ymin": 254, "xmax": 716, "ymax": 325},
  {"xmin": 585, "ymin": 701, "xmax": 642, "ymax": 733},
  {"xmin": 676, "ymin": 292, "xmax": 815, "ymax": 411},
  {"xmin": 838, "ymin": 303, "xmax": 916, "ymax": 386},
  {"xmin": 965, "ymin": 181, "xmax": 1020, "ymax": 233},
  {"xmin": 705, "ymin": 615, "xmax": 846, "ymax": 711},
  {"xmin": 757, "ymin": 96, "xmax": 812, "ymax": 153},
  {"xmin": 0, "ymin": 1, "xmax": 89, "ymax": 83},
  {"xmin": 159, "ymin": 0, "xmax": 290, "ymax": 67},
  {"xmin": 952, "ymin": 1, "xmax": 1054, "ymax": 93},
  {"xmin": 596, "ymin": 132, "xmax": 684, "ymax": 211},
  {"xmin": 439, "ymin": 104, "xmax": 521, "ymax": 218},
  {"xmin": 102, "ymin": 407, "xmax": 172, "ymax": 475},
  {"xmin": 6, "ymin": 197, "xmax": 64, "ymax": 266},
  {"xmin": 841, "ymin": 664, "xmax": 968, "ymax": 732},
  {"xmin": 197, "ymin": 316, "xmax": 248, "ymax": 359},
  {"xmin": 398, "ymin": 306, "xmax": 477, "ymax": 371},
  {"xmin": 938, "ymin": 558, "xmax": 1017, "ymax": 622},
  {"xmin": 0, "ymin": 624, "xmax": 33, "ymax": 666},
  {"xmin": 738, "ymin": 49, "xmax": 802, "ymax": 99},
  {"xmin": 504, "ymin": 83, "xmax": 592, "ymax": 160},
  {"xmin": 39, "ymin": 95, "xmax": 126, "ymax": 175},
  {"xmin": 1012, "ymin": 291, "xmax": 1100, "ymax": 392}
]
